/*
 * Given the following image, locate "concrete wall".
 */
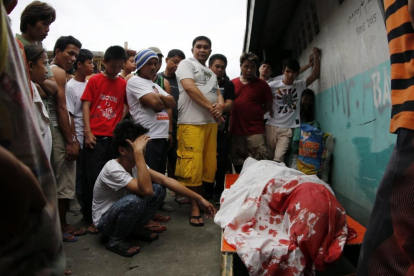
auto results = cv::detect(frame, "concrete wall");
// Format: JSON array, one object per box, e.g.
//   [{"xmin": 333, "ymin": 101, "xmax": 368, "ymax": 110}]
[{"xmin": 281, "ymin": 0, "xmax": 394, "ymax": 226}]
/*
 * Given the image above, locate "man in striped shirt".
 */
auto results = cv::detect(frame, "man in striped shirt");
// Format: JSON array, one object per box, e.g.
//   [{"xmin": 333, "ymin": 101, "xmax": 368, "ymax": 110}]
[{"xmin": 357, "ymin": 0, "xmax": 414, "ymax": 275}]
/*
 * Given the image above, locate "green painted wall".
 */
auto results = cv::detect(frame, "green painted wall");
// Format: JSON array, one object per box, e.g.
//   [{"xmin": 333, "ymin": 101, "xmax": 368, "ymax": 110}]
[{"xmin": 315, "ymin": 60, "xmax": 395, "ymax": 226}]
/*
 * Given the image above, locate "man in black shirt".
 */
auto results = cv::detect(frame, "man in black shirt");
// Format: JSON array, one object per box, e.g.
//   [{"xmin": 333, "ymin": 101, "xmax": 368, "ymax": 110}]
[
  {"xmin": 208, "ymin": 54, "xmax": 235, "ymax": 204},
  {"xmin": 158, "ymin": 49, "xmax": 186, "ymax": 181}
]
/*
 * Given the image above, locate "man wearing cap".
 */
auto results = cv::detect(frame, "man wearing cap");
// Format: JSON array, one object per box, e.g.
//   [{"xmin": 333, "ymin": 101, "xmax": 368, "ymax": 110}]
[
  {"xmin": 175, "ymin": 36, "xmax": 225, "ymax": 226},
  {"xmin": 126, "ymin": 49, "xmax": 176, "ymax": 175}
]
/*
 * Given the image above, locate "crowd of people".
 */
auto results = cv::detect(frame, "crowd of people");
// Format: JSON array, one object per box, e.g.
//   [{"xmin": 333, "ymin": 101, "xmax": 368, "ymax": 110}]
[
  {"xmin": 3, "ymin": 0, "xmax": 414, "ymax": 275},
  {"xmin": 1, "ymin": 0, "xmax": 324, "ymax": 273},
  {"xmin": 4, "ymin": 0, "xmax": 323, "ymax": 261}
]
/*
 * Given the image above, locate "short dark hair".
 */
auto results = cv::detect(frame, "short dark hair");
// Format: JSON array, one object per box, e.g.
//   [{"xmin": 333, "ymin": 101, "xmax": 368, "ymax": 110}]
[
  {"xmin": 167, "ymin": 49, "xmax": 185, "ymax": 59},
  {"xmin": 24, "ymin": 44, "xmax": 45, "ymax": 64},
  {"xmin": 126, "ymin": 49, "xmax": 136, "ymax": 58},
  {"xmin": 104, "ymin": 46, "xmax": 127, "ymax": 62},
  {"xmin": 53, "ymin": 36, "xmax": 82, "ymax": 57},
  {"xmin": 282, "ymin": 59, "xmax": 300, "ymax": 73},
  {"xmin": 259, "ymin": 60, "xmax": 273, "ymax": 70},
  {"xmin": 113, "ymin": 120, "xmax": 149, "ymax": 157},
  {"xmin": 74, "ymin": 49, "xmax": 94, "ymax": 70},
  {"xmin": 192, "ymin": 36, "xmax": 212, "ymax": 48},
  {"xmin": 20, "ymin": 1, "xmax": 56, "ymax": 33},
  {"xmin": 208, "ymin": 54, "xmax": 228, "ymax": 67},
  {"xmin": 240, "ymin": 52, "xmax": 259, "ymax": 66}
]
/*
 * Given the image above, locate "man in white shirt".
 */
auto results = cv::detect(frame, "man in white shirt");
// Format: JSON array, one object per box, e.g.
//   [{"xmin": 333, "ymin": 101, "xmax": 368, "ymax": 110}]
[
  {"xmin": 66, "ymin": 49, "xmax": 95, "ymax": 209},
  {"xmin": 175, "ymin": 36, "xmax": 225, "ymax": 226},
  {"xmin": 266, "ymin": 47, "xmax": 321, "ymax": 163},
  {"xmin": 126, "ymin": 49, "xmax": 176, "ymax": 174},
  {"xmin": 93, "ymin": 120, "xmax": 215, "ymax": 257}
]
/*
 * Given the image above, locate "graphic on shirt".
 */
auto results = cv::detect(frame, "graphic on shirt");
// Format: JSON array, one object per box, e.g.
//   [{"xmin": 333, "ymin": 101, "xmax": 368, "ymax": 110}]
[
  {"xmin": 276, "ymin": 87, "xmax": 298, "ymax": 114},
  {"xmin": 98, "ymin": 93, "xmax": 118, "ymax": 120},
  {"xmin": 151, "ymin": 85, "xmax": 169, "ymax": 120},
  {"xmin": 202, "ymin": 69, "xmax": 212, "ymax": 83}
]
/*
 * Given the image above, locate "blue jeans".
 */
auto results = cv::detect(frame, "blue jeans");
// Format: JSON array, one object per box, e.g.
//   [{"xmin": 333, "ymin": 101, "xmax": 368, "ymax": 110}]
[{"xmin": 97, "ymin": 184, "xmax": 165, "ymax": 246}]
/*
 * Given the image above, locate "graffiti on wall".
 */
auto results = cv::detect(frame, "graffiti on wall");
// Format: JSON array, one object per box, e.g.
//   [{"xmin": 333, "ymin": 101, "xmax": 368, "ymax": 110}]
[
  {"xmin": 348, "ymin": 0, "xmax": 373, "ymax": 24},
  {"xmin": 329, "ymin": 61, "xmax": 391, "ymax": 118}
]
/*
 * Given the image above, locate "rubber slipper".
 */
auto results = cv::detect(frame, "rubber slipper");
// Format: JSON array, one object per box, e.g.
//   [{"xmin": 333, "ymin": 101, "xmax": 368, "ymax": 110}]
[
  {"xmin": 87, "ymin": 225, "xmax": 99, "ymax": 235},
  {"xmin": 153, "ymin": 214, "xmax": 171, "ymax": 222},
  {"xmin": 105, "ymin": 241, "xmax": 140, "ymax": 257},
  {"xmin": 63, "ymin": 233, "xmax": 78, "ymax": 242},
  {"xmin": 189, "ymin": 215, "xmax": 204, "ymax": 227},
  {"xmin": 131, "ymin": 229, "xmax": 159, "ymax": 242},
  {"xmin": 174, "ymin": 197, "xmax": 190, "ymax": 205},
  {"xmin": 63, "ymin": 225, "xmax": 88, "ymax": 236}
]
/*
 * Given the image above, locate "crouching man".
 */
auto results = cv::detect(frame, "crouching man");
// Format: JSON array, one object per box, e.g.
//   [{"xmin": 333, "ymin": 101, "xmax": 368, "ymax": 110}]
[{"xmin": 92, "ymin": 120, "xmax": 216, "ymax": 257}]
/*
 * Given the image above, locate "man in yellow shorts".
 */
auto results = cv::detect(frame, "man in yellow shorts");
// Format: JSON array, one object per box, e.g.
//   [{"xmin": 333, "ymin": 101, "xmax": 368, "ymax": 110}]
[{"xmin": 175, "ymin": 36, "xmax": 224, "ymax": 226}]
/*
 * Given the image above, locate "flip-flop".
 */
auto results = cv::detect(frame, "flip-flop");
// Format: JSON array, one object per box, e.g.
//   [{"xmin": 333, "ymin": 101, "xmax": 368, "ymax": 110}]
[
  {"xmin": 189, "ymin": 216, "xmax": 204, "ymax": 227},
  {"xmin": 105, "ymin": 241, "xmax": 140, "ymax": 257},
  {"xmin": 63, "ymin": 225, "xmax": 88, "ymax": 236},
  {"xmin": 174, "ymin": 197, "xmax": 190, "ymax": 205},
  {"xmin": 131, "ymin": 229, "xmax": 159, "ymax": 242},
  {"xmin": 63, "ymin": 233, "xmax": 78, "ymax": 242},
  {"xmin": 153, "ymin": 214, "xmax": 171, "ymax": 222},
  {"xmin": 87, "ymin": 224, "xmax": 99, "ymax": 235}
]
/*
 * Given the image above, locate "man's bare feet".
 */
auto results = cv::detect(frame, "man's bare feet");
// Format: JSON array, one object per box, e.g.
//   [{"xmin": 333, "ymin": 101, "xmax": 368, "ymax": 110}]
[{"xmin": 143, "ymin": 220, "xmax": 167, "ymax": 233}]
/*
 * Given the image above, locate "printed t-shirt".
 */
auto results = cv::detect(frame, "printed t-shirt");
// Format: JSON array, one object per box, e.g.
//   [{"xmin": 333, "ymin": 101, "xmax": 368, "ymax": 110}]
[
  {"xmin": 267, "ymin": 79, "xmax": 307, "ymax": 128},
  {"xmin": 92, "ymin": 159, "xmax": 135, "ymax": 226},
  {"xmin": 66, "ymin": 79, "xmax": 87, "ymax": 147},
  {"xmin": 127, "ymin": 76, "xmax": 170, "ymax": 139},
  {"xmin": 230, "ymin": 77, "xmax": 272, "ymax": 135},
  {"xmin": 81, "ymin": 73, "xmax": 127, "ymax": 136},
  {"xmin": 176, "ymin": 57, "xmax": 219, "ymax": 125}
]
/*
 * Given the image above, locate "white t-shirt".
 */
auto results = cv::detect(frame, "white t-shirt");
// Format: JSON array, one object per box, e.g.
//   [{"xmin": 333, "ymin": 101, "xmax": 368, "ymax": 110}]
[
  {"xmin": 66, "ymin": 79, "xmax": 87, "ymax": 148},
  {"xmin": 92, "ymin": 159, "xmax": 136, "ymax": 226},
  {"xmin": 263, "ymin": 76, "xmax": 283, "ymax": 120},
  {"xmin": 266, "ymin": 79, "xmax": 307, "ymax": 128},
  {"xmin": 127, "ymin": 76, "xmax": 170, "ymax": 139},
  {"xmin": 176, "ymin": 57, "xmax": 219, "ymax": 125}
]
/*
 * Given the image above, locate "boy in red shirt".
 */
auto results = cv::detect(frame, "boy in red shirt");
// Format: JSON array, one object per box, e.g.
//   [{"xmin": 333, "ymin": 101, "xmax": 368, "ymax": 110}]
[{"xmin": 81, "ymin": 46, "xmax": 128, "ymax": 233}]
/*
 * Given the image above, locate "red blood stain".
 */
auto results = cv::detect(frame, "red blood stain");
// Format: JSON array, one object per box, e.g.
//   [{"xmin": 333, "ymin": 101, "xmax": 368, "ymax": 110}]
[
  {"xmin": 284, "ymin": 180, "xmax": 299, "ymax": 190},
  {"xmin": 279, "ymin": 239, "xmax": 290, "ymax": 245},
  {"xmin": 228, "ymin": 223, "xmax": 237, "ymax": 230},
  {"xmin": 259, "ymin": 225, "xmax": 268, "ymax": 231},
  {"xmin": 268, "ymin": 229, "xmax": 278, "ymax": 237},
  {"xmin": 241, "ymin": 224, "xmax": 251, "ymax": 234}
]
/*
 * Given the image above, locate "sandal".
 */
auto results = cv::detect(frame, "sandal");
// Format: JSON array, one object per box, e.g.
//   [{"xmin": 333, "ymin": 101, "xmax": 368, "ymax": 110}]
[
  {"xmin": 105, "ymin": 241, "xmax": 140, "ymax": 257},
  {"xmin": 174, "ymin": 197, "xmax": 190, "ymax": 205},
  {"xmin": 131, "ymin": 229, "xmax": 159, "ymax": 242},
  {"xmin": 153, "ymin": 213, "xmax": 171, "ymax": 222},
  {"xmin": 87, "ymin": 224, "xmax": 99, "ymax": 235},
  {"xmin": 63, "ymin": 224, "xmax": 87, "ymax": 236},
  {"xmin": 189, "ymin": 216, "xmax": 204, "ymax": 227},
  {"xmin": 63, "ymin": 233, "xmax": 78, "ymax": 242}
]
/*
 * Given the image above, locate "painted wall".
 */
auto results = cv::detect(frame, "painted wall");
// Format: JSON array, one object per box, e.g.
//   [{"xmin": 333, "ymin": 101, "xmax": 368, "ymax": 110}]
[{"xmin": 281, "ymin": 0, "xmax": 395, "ymax": 226}]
